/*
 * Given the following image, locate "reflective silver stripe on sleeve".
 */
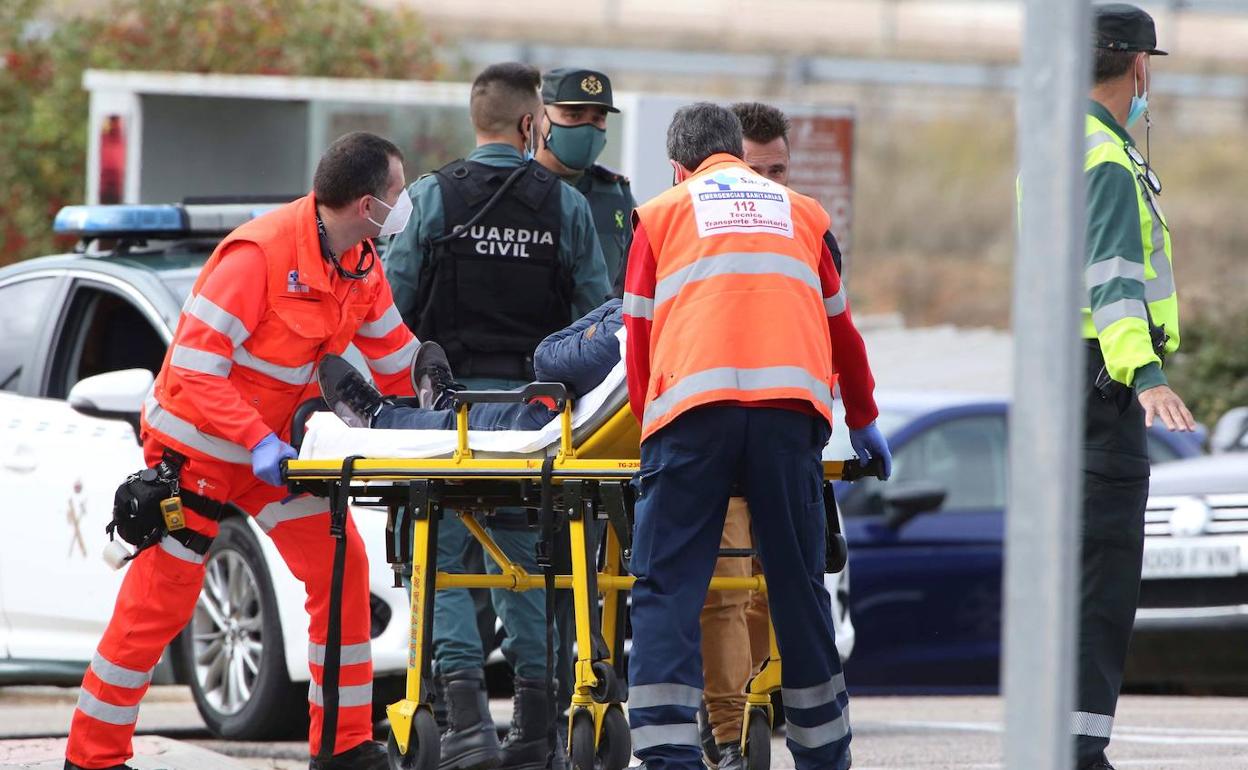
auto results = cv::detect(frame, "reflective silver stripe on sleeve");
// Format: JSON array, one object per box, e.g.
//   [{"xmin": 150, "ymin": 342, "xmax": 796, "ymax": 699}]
[
  {"xmin": 643, "ymin": 366, "xmax": 832, "ymax": 432},
  {"xmin": 309, "ymin": 641, "xmax": 372, "ymax": 667},
  {"xmin": 75, "ymin": 690, "xmax": 140, "ymax": 726},
  {"xmin": 823, "ymin": 286, "xmax": 847, "ymax": 317},
  {"xmin": 160, "ymin": 535, "xmax": 206, "ymax": 565},
  {"xmin": 786, "ymin": 707, "xmax": 851, "ymax": 749},
  {"xmin": 653, "ymin": 252, "xmax": 821, "ymax": 309},
  {"xmin": 234, "ymin": 346, "xmax": 316, "ymax": 386},
  {"xmin": 356, "ymin": 304, "xmax": 404, "ymax": 339},
  {"xmin": 1091, "ymin": 298, "xmax": 1149, "ymax": 333},
  {"xmin": 255, "ymin": 495, "xmax": 328, "ymax": 533},
  {"xmin": 143, "ymin": 395, "xmax": 252, "ymax": 465},
  {"xmin": 308, "ymin": 682, "xmax": 373, "ymax": 708},
  {"xmin": 1085, "ymin": 130, "xmax": 1120, "ymax": 154},
  {"xmin": 1072, "ymin": 711, "xmax": 1114, "ymax": 738},
  {"xmin": 367, "ymin": 336, "xmax": 420, "ymax": 376},
  {"xmin": 1140, "ymin": 192, "xmax": 1175, "ymax": 304},
  {"xmin": 628, "ymin": 683, "xmax": 703, "ymax": 711},
  {"xmin": 184, "ymin": 294, "xmax": 250, "ymax": 346},
  {"xmin": 170, "ymin": 345, "xmax": 233, "ymax": 377},
  {"xmin": 630, "ymin": 723, "xmax": 700, "ymax": 752},
  {"xmin": 781, "ymin": 673, "xmax": 847, "ymax": 710},
  {"xmin": 91, "ymin": 652, "xmax": 153, "ymax": 689},
  {"xmin": 1084, "ymin": 256, "xmax": 1145, "ymax": 290},
  {"xmin": 622, "ymin": 292, "xmax": 654, "ymax": 321}
]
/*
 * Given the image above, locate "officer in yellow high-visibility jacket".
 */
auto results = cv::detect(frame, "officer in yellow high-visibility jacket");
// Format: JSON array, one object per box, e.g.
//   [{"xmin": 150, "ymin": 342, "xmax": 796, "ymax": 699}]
[{"xmin": 1076, "ymin": 6, "xmax": 1195, "ymax": 769}]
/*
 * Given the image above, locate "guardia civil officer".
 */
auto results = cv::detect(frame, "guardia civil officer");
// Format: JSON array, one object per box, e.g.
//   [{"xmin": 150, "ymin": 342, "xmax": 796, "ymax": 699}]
[
  {"xmin": 532, "ymin": 64, "xmax": 636, "ymax": 741},
  {"xmin": 1076, "ymin": 6, "xmax": 1194, "ymax": 768},
  {"xmin": 536, "ymin": 68, "xmax": 637, "ymax": 294},
  {"xmin": 384, "ymin": 62, "xmax": 611, "ymax": 770}
]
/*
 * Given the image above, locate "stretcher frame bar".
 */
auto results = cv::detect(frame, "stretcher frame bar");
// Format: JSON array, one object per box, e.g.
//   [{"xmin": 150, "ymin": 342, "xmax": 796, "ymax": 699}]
[{"xmin": 284, "ymin": 458, "xmax": 856, "ymax": 481}]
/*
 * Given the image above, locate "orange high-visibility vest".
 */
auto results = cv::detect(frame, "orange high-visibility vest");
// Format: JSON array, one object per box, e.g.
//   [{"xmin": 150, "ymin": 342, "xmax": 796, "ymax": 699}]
[
  {"xmin": 149, "ymin": 194, "xmax": 414, "ymax": 461},
  {"xmin": 632, "ymin": 154, "xmax": 835, "ymax": 441}
]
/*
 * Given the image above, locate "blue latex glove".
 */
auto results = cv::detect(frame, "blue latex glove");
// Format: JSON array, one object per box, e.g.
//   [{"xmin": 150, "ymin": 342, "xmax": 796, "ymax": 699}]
[
  {"xmin": 251, "ymin": 433, "xmax": 298, "ymax": 487},
  {"xmin": 848, "ymin": 421, "xmax": 893, "ymax": 480}
]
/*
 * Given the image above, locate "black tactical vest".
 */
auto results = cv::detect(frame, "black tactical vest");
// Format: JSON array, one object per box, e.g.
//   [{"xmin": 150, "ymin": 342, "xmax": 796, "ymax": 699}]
[{"xmin": 413, "ymin": 159, "xmax": 570, "ymax": 381}]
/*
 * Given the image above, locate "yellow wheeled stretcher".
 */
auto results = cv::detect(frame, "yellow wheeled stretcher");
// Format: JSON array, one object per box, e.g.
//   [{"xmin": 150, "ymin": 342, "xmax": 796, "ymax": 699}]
[{"xmin": 283, "ymin": 379, "xmax": 880, "ymax": 770}]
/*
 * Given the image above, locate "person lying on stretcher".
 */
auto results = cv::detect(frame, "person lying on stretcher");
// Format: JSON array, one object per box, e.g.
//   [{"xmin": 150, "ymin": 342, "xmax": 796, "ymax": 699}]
[{"xmin": 317, "ymin": 298, "xmax": 623, "ymax": 431}]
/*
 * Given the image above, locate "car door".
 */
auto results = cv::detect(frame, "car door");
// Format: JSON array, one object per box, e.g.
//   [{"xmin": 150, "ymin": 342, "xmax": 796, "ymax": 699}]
[
  {"xmin": 0, "ymin": 273, "xmax": 171, "ymax": 662},
  {"xmin": 0, "ymin": 272, "xmax": 69, "ymax": 658},
  {"xmin": 840, "ymin": 406, "xmax": 1008, "ymax": 691}
]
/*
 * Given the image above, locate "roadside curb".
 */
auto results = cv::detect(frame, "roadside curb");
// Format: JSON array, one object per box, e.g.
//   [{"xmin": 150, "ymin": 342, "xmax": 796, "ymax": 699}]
[{"xmin": 0, "ymin": 736, "xmax": 256, "ymax": 769}]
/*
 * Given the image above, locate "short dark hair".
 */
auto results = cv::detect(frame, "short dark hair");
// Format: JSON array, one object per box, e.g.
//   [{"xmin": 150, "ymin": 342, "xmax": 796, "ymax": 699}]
[
  {"xmin": 313, "ymin": 131, "xmax": 403, "ymax": 209},
  {"xmin": 1093, "ymin": 48, "xmax": 1138, "ymax": 84},
  {"xmin": 666, "ymin": 102, "xmax": 743, "ymax": 171},
  {"xmin": 471, "ymin": 62, "xmax": 542, "ymax": 135},
  {"xmin": 731, "ymin": 102, "xmax": 791, "ymax": 146}
]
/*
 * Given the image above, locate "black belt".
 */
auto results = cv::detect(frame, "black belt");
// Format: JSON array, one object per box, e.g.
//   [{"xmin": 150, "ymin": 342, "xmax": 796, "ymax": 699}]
[{"xmin": 171, "ymin": 489, "xmax": 227, "ymax": 556}]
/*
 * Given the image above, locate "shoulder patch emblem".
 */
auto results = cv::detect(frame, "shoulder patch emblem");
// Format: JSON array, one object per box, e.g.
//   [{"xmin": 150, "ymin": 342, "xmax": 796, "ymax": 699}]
[{"xmin": 614, "ymin": 210, "xmax": 625, "ymax": 229}]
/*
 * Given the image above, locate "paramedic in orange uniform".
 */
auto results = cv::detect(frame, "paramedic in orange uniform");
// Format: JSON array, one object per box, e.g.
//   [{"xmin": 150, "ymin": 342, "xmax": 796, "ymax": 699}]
[{"xmin": 65, "ymin": 131, "xmax": 419, "ymax": 770}]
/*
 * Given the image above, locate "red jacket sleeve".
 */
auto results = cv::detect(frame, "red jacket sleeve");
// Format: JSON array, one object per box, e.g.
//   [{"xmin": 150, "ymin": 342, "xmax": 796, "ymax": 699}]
[
  {"xmin": 622, "ymin": 218, "xmax": 656, "ymax": 425},
  {"xmin": 172, "ymin": 243, "xmax": 272, "ymax": 450},
  {"xmin": 819, "ymin": 233, "xmax": 879, "ymax": 430},
  {"xmin": 353, "ymin": 272, "xmax": 419, "ymax": 398}
]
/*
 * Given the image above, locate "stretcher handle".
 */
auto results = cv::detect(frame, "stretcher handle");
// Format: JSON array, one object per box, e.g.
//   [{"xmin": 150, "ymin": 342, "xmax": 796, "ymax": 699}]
[
  {"xmin": 839, "ymin": 454, "xmax": 888, "ymax": 482},
  {"xmin": 290, "ymin": 396, "xmax": 330, "ymax": 451},
  {"xmin": 451, "ymin": 381, "xmax": 569, "ymax": 411}
]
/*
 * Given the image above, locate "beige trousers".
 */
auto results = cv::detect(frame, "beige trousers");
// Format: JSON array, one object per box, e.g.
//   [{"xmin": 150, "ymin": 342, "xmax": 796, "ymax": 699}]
[{"xmin": 699, "ymin": 497, "xmax": 772, "ymax": 744}]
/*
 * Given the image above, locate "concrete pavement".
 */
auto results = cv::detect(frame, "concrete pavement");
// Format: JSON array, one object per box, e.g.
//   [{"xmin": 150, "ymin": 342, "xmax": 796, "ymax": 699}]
[{"xmin": 3, "ymin": 686, "xmax": 1246, "ymax": 769}]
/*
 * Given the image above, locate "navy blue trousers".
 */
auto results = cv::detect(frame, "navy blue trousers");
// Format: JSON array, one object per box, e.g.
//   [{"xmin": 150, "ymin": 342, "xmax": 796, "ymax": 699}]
[{"xmin": 628, "ymin": 406, "xmax": 850, "ymax": 770}]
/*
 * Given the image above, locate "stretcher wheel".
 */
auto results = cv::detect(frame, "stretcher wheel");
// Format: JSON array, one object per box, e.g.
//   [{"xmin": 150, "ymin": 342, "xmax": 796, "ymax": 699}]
[
  {"xmin": 827, "ymin": 533, "xmax": 848, "ymax": 574},
  {"xmin": 599, "ymin": 706, "xmax": 632, "ymax": 770},
  {"xmin": 570, "ymin": 710, "xmax": 596, "ymax": 770},
  {"xmin": 387, "ymin": 708, "xmax": 439, "ymax": 770},
  {"xmin": 744, "ymin": 707, "xmax": 770, "ymax": 770},
  {"xmin": 590, "ymin": 660, "xmax": 616, "ymax": 703}
]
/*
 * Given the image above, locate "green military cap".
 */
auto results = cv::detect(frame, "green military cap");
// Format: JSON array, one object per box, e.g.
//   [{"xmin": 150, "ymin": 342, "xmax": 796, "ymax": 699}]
[
  {"xmin": 1094, "ymin": 3, "xmax": 1167, "ymax": 55},
  {"xmin": 541, "ymin": 67, "xmax": 619, "ymax": 113}
]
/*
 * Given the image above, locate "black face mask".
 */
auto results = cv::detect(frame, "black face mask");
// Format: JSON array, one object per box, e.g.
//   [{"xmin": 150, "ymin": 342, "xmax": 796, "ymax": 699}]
[{"xmin": 316, "ymin": 210, "xmax": 375, "ymax": 280}]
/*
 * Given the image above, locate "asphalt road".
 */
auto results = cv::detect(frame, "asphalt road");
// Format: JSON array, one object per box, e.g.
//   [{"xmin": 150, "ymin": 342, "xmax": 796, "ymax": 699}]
[{"xmin": 3, "ymin": 686, "xmax": 1246, "ymax": 769}]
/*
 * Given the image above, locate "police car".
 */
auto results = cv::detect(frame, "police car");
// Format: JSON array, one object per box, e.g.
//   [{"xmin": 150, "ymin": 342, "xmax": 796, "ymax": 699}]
[{"xmin": 0, "ymin": 204, "xmax": 409, "ymax": 738}]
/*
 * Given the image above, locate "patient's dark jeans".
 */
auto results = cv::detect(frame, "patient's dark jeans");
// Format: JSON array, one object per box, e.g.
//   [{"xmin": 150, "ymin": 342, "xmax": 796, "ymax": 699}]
[{"xmin": 373, "ymin": 401, "xmax": 555, "ymax": 431}]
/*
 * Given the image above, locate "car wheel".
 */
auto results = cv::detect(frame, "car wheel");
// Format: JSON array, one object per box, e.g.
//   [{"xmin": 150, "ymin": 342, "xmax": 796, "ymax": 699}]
[{"xmin": 177, "ymin": 516, "xmax": 307, "ymax": 739}]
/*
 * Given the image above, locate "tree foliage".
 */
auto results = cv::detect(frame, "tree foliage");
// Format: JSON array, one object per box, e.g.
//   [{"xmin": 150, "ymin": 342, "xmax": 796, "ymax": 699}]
[{"xmin": 0, "ymin": 0, "xmax": 439, "ymax": 265}]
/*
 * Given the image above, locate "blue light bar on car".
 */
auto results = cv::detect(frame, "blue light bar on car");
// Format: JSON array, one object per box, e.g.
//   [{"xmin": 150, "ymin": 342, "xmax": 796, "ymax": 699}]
[{"xmin": 53, "ymin": 205, "xmax": 188, "ymax": 237}]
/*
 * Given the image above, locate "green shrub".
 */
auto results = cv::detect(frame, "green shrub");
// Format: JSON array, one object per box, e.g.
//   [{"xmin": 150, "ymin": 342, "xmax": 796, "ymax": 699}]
[
  {"xmin": 1167, "ymin": 307, "xmax": 1248, "ymax": 429},
  {"xmin": 0, "ymin": 0, "xmax": 439, "ymax": 266}
]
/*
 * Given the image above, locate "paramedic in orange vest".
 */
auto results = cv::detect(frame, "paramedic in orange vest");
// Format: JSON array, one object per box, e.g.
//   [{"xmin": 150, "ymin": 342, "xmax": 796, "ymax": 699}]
[
  {"xmin": 65, "ymin": 131, "xmax": 420, "ymax": 770},
  {"xmin": 621, "ymin": 103, "xmax": 891, "ymax": 770}
]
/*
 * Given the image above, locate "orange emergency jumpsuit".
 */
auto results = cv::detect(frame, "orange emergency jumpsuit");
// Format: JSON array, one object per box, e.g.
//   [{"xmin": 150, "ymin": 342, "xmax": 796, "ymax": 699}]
[{"xmin": 65, "ymin": 194, "xmax": 418, "ymax": 768}]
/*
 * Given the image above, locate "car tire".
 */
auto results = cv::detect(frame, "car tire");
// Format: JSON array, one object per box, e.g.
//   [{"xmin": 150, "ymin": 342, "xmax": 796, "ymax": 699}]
[{"xmin": 177, "ymin": 516, "xmax": 307, "ymax": 739}]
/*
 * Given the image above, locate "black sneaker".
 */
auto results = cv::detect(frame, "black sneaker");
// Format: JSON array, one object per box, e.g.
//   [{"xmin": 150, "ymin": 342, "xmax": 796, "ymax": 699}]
[
  {"xmin": 65, "ymin": 762, "xmax": 140, "ymax": 770},
  {"xmin": 410, "ymin": 341, "xmax": 461, "ymax": 411},
  {"xmin": 317, "ymin": 353, "xmax": 383, "ymax": 429},
  {"xmin": 1080, "ymin": 761, "xmax": 1115, "ymax": 770},
  {"xmin": 308, "ymin": 739, "xmax": 389, "ymax": 770}
]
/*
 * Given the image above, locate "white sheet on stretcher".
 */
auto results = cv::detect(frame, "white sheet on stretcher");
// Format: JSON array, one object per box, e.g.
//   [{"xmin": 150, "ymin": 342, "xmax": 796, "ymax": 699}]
[{"xmin": 300, "ymin": 328, "xmax": 628, "ymax": 460}]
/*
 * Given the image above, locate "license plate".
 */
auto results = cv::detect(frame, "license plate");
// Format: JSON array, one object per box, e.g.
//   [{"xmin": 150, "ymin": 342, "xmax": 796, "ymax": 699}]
[{"xmin": 1142, "ymin": 540, "xmax": 1241, "ymax": 579}]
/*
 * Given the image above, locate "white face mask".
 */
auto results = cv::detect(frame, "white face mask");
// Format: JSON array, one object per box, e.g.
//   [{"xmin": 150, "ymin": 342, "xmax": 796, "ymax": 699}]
[{"xmin": 368, "ymin": 191, "xmax": 413, "ymax": 237}]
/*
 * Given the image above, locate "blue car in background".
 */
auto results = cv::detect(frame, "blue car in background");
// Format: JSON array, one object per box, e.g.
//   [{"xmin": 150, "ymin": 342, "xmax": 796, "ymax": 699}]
[{"xmin": 826, "ymin": 392, "xmax": 1204, "ymax": 693}]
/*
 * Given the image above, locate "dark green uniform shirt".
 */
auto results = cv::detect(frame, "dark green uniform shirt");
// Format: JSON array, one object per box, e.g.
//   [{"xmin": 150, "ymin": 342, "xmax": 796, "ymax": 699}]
[
  {"xmin": 570, "ymin": 164, "xmax": 636, "ymax": 295},
  {"xmin": 384, "ymin": 143, "xmax": 611, "ymax": 388},
  {"xmin": 1084, "ymin": 100, "xmax": 1167, "ymax": 392}
]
